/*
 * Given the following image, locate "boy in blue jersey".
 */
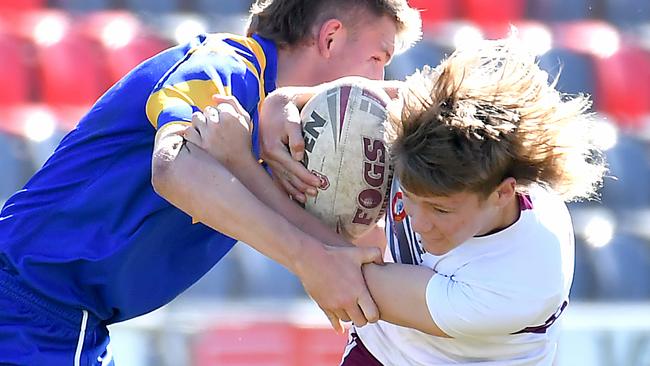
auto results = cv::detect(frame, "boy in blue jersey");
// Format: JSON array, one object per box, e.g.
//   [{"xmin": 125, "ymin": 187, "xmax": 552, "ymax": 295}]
[{"xmin": 0, "ymin": 0, "xmax": 421, "ymax": 364}]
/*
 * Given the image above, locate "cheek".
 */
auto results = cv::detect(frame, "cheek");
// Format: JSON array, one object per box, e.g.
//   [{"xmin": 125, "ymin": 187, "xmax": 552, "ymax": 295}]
[
  {"xmin": 439, "ymin": 215, "xmax": 476, "ymax": 241},
  {"xmin": 326, "ymin": 59, "xmax": 366, "ymax": 80}
]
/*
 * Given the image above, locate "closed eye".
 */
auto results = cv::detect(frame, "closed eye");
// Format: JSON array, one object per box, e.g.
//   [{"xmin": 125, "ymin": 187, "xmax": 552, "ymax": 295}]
[{"xmin": 429, "ymin": 205, "xmax": 452, "ymax": 214}]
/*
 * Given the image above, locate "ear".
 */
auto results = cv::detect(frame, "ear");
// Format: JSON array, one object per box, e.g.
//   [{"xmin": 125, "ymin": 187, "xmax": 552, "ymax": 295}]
[
  {"xmin": 492, "ymin": 177, "xmax": 517, "ymax": 208},
  {"xmin": 316, "ymin": 19, "xmax": 346, "ymax": 58}
]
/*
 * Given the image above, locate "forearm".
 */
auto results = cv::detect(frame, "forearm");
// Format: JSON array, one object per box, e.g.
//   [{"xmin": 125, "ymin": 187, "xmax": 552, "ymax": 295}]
[
  {"xmin": 361, "ymin": 263, "xmax": 449, "ymax": 337},
  {"xmin": 226, "ymin": 156, "xmax": 349, "ymax": 246},
  {"xmin": 152, "ymin": 125, "xmax": 317, "ymax": 271}
]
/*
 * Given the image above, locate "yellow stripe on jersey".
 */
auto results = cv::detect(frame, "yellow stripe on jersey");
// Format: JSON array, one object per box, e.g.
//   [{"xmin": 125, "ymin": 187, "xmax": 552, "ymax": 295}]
[
  {"xmin": 227, "ymin": 36, "xmax": 268, "ymax": 112},
  {"xmin": 146, "ymin": 79, "xmax": 232, "ymax": 129}
]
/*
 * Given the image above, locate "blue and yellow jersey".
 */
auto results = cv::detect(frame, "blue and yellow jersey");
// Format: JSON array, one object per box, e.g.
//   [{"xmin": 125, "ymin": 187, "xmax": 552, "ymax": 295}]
[{"xmin": 0, "ymin": 33, "xmax": 277, "ymax": 323}]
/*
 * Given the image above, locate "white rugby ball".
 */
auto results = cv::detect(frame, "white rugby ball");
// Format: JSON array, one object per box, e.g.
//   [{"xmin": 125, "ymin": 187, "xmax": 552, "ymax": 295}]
[{"xmin": 300, "ymin": 83, "xmax": 393, "ymax": 240}]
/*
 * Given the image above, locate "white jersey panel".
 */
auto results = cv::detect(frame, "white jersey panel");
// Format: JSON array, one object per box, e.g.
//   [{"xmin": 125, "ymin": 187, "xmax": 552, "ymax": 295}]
[{"xmin": 355, "ymin": 180, "xmax": 574, "ymax": 365}]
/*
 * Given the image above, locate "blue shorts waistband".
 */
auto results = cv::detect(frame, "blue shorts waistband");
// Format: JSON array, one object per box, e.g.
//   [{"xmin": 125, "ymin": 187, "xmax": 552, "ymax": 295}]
[{"xmin": 0, "ymin": 268, "xmax": 100, "ymax": 330}]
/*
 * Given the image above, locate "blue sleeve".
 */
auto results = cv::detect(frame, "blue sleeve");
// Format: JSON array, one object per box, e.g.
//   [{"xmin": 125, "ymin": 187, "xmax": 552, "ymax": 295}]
[{"xmin": 145, "ymin": 34, "xmax": 263, "ymax": 130}]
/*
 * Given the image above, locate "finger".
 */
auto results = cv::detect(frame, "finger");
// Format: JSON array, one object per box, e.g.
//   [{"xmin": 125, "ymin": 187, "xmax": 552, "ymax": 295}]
[
  {"xmin": 272, "ymin": 150, "xmax": 321, "ymax": 188},
  {"xmin": 287, "ymin": 131, "xmax": 305, "ymax": 162},
  {"xmin": 182, "ymin": 126, "xmax": 203, "ymax": 147},
  {"xmin": 323, "ymin": 309, "xmax": 344, "ymax": 334},
  {"xmin": 345, "ymin": 305, "xmax": 368, "ymax": 327},
  {"xmin": 284, "ymin": 109, "xmax": 305, "ymax": 161},
  {"xmin": 357, "ymin": 291, "xmax": 380, "ymax": 323},
  {"xmin": 334, "ymin": 310, "xmax": 351, "ymax": 323},
  {"xmin": 212, "ymin": 94, "xmax": 251, "ymax": 122},
  {"xmin": 191, "ymin": 111, "xmax": 207, "ymax": 128},
  {"xmin": 280, "ymin": 179, "xmax": 306, "ymax": 203},
  {"xmin": 270, "ymin": 166, "xmax": 306, "ymax": 203},
  {"xmin": 267, "ymin": 161, "xmax": 307, "ymax": 200},
  {"xmin": 357, "ymin": 246, "xmax": 384, "ymax": 265},
  {"xmin": 286, "ymin": 171, "xmax": 317, "ymax": 197},
  {"xmin": 215, "ymin": 102, "xmax": 253, "ymax": 133},
  {"xmin": 203, "ymin": 106, "xmax": 220, "ymax": 124}
]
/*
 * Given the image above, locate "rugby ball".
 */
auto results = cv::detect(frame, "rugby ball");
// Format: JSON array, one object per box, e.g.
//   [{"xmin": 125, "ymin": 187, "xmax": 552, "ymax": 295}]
[{"xmin": 300, "ymin": 84, "xmax": 393, "ymax": 240}]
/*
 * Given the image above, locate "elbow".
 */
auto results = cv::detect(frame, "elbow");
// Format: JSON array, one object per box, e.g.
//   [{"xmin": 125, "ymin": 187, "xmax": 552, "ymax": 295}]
[{"xmin": 151, "ymin": 151, "xmax": 176, "ymax": 200}]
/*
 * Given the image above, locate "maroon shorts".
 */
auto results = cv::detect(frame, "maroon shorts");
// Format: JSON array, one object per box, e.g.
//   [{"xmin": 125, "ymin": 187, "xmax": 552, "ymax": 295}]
[{"xmin": 340, "ymin": 332, "xmax": 383, "ymax": 366}]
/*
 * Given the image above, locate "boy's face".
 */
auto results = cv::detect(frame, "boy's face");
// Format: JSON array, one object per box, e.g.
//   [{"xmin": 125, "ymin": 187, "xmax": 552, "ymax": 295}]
[
  {"xmin": 401, "ymin": 188, "xmax": 499, "ymax": 255},
  {"xmin": 318, "ymin": 14, "xmax": 397, "ymax": 82}
]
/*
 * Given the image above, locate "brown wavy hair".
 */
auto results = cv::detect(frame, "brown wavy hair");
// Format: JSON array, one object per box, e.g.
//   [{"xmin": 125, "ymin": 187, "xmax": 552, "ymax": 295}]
[
  {"xmin": 390, "ymin": 38, "xmax": 606, "ymax": 201},
  {"xmin": 246, "ymin": 0, "xmax": 421, "ymax": 54}
]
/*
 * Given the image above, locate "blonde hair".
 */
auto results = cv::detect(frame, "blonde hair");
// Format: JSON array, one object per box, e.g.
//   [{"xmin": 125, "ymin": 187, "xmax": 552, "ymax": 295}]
[
  {"xmin": 390, "ymin": 38, "xmax": 606, "ymax": 201},
  {"xmin": 246, "ymin": 0, "xmax": 421, "ymax": 54}
]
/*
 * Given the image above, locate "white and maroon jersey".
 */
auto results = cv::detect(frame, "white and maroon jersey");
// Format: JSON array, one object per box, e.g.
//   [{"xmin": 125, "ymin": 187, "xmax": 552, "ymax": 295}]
[{"xmin": 355, "ymin": 178, "xmax": 575, "ymax": 365}]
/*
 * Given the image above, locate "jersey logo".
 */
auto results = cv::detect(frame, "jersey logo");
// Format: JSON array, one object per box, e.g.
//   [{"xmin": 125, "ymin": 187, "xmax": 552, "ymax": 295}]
[{"xmin": 392, "ymin": 191, "xmax": 406, "ymax": 222}]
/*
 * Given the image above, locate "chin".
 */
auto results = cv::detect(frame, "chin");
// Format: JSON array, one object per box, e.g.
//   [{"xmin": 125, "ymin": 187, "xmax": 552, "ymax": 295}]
[{"xmin": 421, "ymin": 240, "xmax": 454, "ymax": 256}]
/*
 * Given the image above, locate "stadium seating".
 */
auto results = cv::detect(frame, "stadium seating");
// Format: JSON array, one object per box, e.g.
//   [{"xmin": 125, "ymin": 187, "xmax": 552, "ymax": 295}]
[
  {"xmin": 76, "ymin": 10, "xmax": 170, "ymax": 84},
  {"xmin": 124, "ymin": 0, "xmax": 181, "ymax": 14},
  {"xmin": 0, "ymin": 114, "xmax": 36, "ymax": 204},
  {"xmin": 0, "ymin": 0, "xmax": 45, "ymax": 11},
  {"xmin": 593, "ymin": 47, "xmax": 650, "ymax": 123},
  {"xmin": 34, "ymin": 33, "xmax": 108, "ymax": 106},
  {"xmin": 600, "ymin": 133, "xmax": 650, "ymax": 210},
  {"xmin": 192, "ymin": 0, "xmax": 253, "ymax": 15},
  {"xmin": 0, "ymin": 132, "xmax": 34, "ymax": 204},
  {"xmin": 571, "ymin": 236, "xmax": 598, "ymax": 299},
  {"xmin": 610, "ymin": 234, "xmax": 650, "ymax": 299},
  {"xmin": 538, "ymin": 48, "xmax": 597, "ymax": 98},
  {"xmin": 1, "ymin": 104, "xmax": 69, "ymax": 169},
  {"xmin": 526, "ymin": 0, "xmax": 598, "ymax": 21},
  {"xmin": 407, "ymin": 0, "xmax": 455, "ymax": 26},
  {"xmin": 458, "ymin": 0, "xmax": 525, "ymax": 26},
  {"xmin": 48, "ymin": 0, "xmax": 111, "ymax": 12},
  {"xmin": 193, "ymin": 322, "xmax": 347, "ymax": 366},
  {"xmin": 11, "ymin": 10, "xmax": 109, "ymax": 106},
  {"xmin": 0, "ymin": 32, "xmax": 32, "ymax": 106},
  {"xmin": 603, "ymin": 0, "xmax": 650, "ymax": 26},
  {"xmin": 386, "ymin": 39, "xmax": 447, "ymax": 80}
]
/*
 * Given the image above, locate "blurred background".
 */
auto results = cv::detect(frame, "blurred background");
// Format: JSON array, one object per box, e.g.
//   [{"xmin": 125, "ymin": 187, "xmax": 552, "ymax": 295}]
[{"xmin": 0, "ymin": 0, "xmax": 649, "ymax": 365}]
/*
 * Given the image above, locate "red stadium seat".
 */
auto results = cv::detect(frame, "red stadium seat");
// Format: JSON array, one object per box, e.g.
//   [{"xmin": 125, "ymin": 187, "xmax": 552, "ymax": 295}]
[
  {"xmin": 0, "ymin": 32, "xmax": 32, "ymax": 106},
  {"xmin": 0, "ymin": 0, "xmax": 45, "ymax": 11},
  {"xmin": 458, "ymin": 0, "xmax": 525, "ymax": 26},
  {"xmin": 594, "ymin": 47, "xmax": 650, "ymax": 124},
  {"xmin": 0, "ymin": 104, "xmax": 61, "ymax": 138},
  {"xmin": 294, "ymin": 326, "xmax": 349, "ymax": 366},
  {"xmin": 193, "ymin": 322, "xmax": 347, "ymax": 366},
  {"xmin": 35, "ymin": 34, "xmax": 108, "ymax": 106},
  {"xmin": 77, "ymin": 11, "xmax": 170, "ymax": 84},
  {"xmin": 12, "ymin": 10, "xmax": 109, "ymax": 107},
  {"xmin": 104, "ymin": 35, "xmax": 170, "ymax": 84},
  {"xmin": 0, "ymin": 103, "xmax": 69, "ymax": 168},
  {"xmin": 52, "ymin": 104, "xmax": 90, "ymax": 132},
  {"xmin": 407, "ymin": 0, "xmax": 455, "ymax": 26},
  {"xmin": 553, "ymin": 21, "xmax": 620, "ymax": 57}
]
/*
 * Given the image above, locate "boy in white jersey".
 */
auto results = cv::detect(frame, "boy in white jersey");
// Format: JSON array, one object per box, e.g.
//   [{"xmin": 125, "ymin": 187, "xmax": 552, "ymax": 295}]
[
  {"xmin": 202, "ymin": 38, "xmax": 606, "ymax": 364},
  {"xmin": 338, "ymin": 38, "xmax": 606, "ymax": 365}
]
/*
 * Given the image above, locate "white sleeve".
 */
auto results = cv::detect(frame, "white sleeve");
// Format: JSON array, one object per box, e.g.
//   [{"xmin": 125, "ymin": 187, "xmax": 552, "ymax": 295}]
[{"xmin": 425, "ymin": 273, "xmax": 563, "ymax": 338}]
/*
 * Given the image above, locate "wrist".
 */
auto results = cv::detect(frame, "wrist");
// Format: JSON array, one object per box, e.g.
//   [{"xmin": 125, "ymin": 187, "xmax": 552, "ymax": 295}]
[
  {"xmin": 221, "ymin": 149, "xmax": 257, "ymax": 171},
  {"xmin": 289, "ymin": 234, "xmax": 327, "ymax": 278}
]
